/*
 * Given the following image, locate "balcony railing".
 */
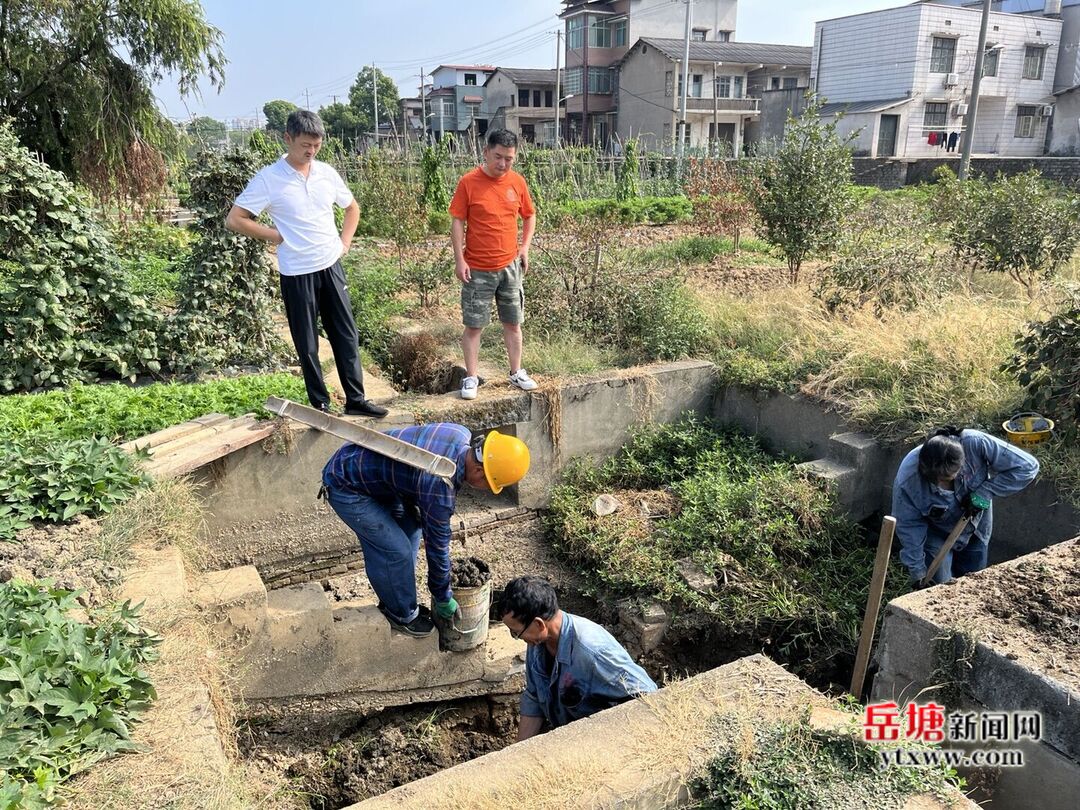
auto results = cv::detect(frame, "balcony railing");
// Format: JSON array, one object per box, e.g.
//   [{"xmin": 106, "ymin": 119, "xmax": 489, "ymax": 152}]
[{"xmin": 685, "ymin": 97, "xmax": 761, "ymax": 113}]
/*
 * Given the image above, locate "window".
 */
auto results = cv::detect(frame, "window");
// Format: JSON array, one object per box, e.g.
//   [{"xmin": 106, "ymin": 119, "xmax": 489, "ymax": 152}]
[
  {"xmin": 567, "ymin": 16, "xmax": 584, "ymax": 49},
  {"xmin": 692, "ymin": 29, "xmax": 707, "ymax": 42},
  {"xmin": 983, "ymin": 47, "xmax": 1000, "ymax": 78},
  {"xmin": 545, "ymin": 90, "xmax": 553, "ymax": 107},
  {"xmin": 1023, "ymin": 46, "xmax": 1046, "ymax": 80},
  {"xmin": 533, "ymin": 90, "xmax": 542, "ymax": 107},
  {"xmin": 464, "ymin": 73, "xmax": 477, "ymax": 86},
  {"xmin": 930, "ymin": 36, "xmax": 956, "ymax": 73},
  {"xmin": 716, "ymin": 76, "xmax": 731, "ymax": 98},
  {"xmin": 564, "ymin": 66, "xmax": 583, "ymax": 94},
  {"xmin": 611, "ymin": 18, "xmax": 627, "ymax": 47},
  {"xmin": 665, "ymin": 70, "xmax": 674, "ymax": 97},
  {"xmin": 733, "ymin": 76, "xmax": 743, "ymax": 98},
  {"xmin": 588, "ymin": 66, "xmax": 612, "ymax": 93},
  {"xmin": 518, "ymin": 89, "xmax": 530, "ymax": 107},
  {"xmin": 923, "ymin": 101, "xmax": 948, "ymax": 128},
  {"xmin": 783, "ymin": 77, "xmax": 798, "ymax": 90},
  {"xmin": 1015, "ymin": 105, "xmax": 1037, "ymax": 137},
  {"xmin": 717, "ymin": 30, "xmax": 731, "ymax": 42},
  {"xmin": 588, "ymin": 16, "xmax": 611, "ymax": 48},
  {"xmin": 691, "ymin": 74, "xmax": 703, "ymax": 98},
  {"xmin": 509, "ymin": 93, "xmax": 515, "ymax": 107},
  {"xmin": 441, "ymin": 99, "xmax": 457, "ymax": 118},
  {"xmin": 771, "ymin": 77, "xmax": 781, "ymax": 90}
]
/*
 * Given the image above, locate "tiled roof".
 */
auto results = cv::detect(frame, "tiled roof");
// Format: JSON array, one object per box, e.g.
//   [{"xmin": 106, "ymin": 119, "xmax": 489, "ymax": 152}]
[
  {"xmin": 634, "ymin": 38, "xmax": 813, "ymax": 67},
  {"xmin": 487, "ymin": 68, "xmax": 561, "ymax": 86}
]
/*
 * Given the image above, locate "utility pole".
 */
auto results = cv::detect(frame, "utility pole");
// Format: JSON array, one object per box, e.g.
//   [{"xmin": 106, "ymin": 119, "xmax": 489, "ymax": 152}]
[
  {"xmin": 712, "ymin": 62, "xmax": 719, "ymax": 156},
  {"xmin": 677, "ymin": 0, "xmax": 693, "ymax": 159},
  {"xmin": 959, "ymin": 0, "xmax": 991, "ymax": 180},
  {"xmin": 372, "ymin": 62, "xmax": 379, "ymax": 145},
  {"xmin": 554, "ymin": 29, "xmax": 562, "ymax": 147},
  {"xmin": 305, "ymin": 88, "xmax": 311, "ymax": 110},
  {"xmin": 420, "ymin": 68, "xmax": 428, "ymax": 143}
]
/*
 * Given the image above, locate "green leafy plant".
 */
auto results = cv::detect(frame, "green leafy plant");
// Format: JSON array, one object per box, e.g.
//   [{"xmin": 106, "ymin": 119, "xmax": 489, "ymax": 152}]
[
  {"xmin": 0, "ymin": 438, "xmax": 148, "ymax": 541},
  {"xmin": 0, "ymin": 123, "xmax": 162, "ymax": 392},
  {"xmin": 1006, "ymin": 289, "xmax": 1080, "ymax": 430},
  {"xmin": 615, "ymin": 138, "xmax": 640, "ymax": 202},
  {"xmin": 169, "ymin": 148, "xmax": 286, "ymax": 371},
  {"xmin": 344, "ymin": 252, "xmax": 405, "ymax": 368},
  {"xmin": 743, "ymin": 96, "xmax": 857, "ymax": 283},
  {"xmin": 940, "ymin": 169, "xmax": 1080, "ymax": 298},
  {"xmin": 399, "ymin": 247, "xmax": 453, "ymax": 309},
  {"xmin": 0, "ymin": 582, "xmax": 160, "ymax": 807},
  {"xmin": 353, "ymin": 150, "xmax": 427, "ymax": 269},
  {"xmin": 420, "ymin": 141, "xmax": 451, "ymax": 213}
]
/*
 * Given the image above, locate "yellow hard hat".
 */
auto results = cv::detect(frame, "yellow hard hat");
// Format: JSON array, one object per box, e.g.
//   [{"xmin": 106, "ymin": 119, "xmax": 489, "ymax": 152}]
[{"xmin": 481, "ymin": 430, "xmax": 530, "ymax": 494}]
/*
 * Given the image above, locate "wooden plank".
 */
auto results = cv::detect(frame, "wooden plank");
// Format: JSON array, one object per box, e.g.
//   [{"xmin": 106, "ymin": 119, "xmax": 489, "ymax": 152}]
[
  {"xmin": 141, "ymin": 415, "xmax": 259, "ymax": 474},
  {"xmin": 850, "ymin": 516, "xmax": 896, "ymax": 699},
  {"xmin": 120, "ymin": 413, "xmax": 231, "ymax": 453},
  {"xmin": 144, "ymin": 419, "xmax": 277, "ymax": 480}
]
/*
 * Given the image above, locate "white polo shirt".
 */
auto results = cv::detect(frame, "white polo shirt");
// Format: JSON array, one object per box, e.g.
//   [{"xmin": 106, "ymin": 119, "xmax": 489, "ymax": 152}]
[{"xmin": 234, "ymin": 157, "xmax": 354, "ymax": 276}]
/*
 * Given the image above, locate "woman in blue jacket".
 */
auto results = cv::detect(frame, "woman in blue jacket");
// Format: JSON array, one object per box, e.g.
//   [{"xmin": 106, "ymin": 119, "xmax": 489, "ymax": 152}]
[{"xmin": 892, "ymin": 426, "xmax": 1039, "ymax": 587}]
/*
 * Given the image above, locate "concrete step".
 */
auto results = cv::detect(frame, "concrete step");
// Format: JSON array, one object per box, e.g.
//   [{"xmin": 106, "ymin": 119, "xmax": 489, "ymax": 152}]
[
  {"xmin": 827, "ymin": 431, "xmax": 883, "ymax": 472},
  {"xmin": 796, "ymin": 457, "xmax": 858, "ymax": 489}
]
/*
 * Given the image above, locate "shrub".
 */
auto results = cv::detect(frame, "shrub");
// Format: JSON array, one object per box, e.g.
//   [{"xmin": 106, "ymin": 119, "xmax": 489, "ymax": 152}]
[
  {"xmin": 814, "ymin": 196, "xmax": 955, "ymax": 316},
  {"xmin": 0, "ymin": 582, "xmax": 159, "ymax": 807},
  {"xmin": 743, "ymin": 97, "xmax": 856, "ymax": 283},
  {"xmin": 344, "ymin": 253, "xmax": 405, "ymax": 366},
  {"xmin": 353, "ymin": 150, "xmax": 427, "ymax": 267},
  {"xmin": 622, "ymin": 277, "xmax": 712, "ymax": 361},
  {"xmin": 420, "ymin": 141, "xmax": 450, "ymax": 213},
  {"xmin": 169, "ymin": 149, "xmax": 286, "ymax": 371},
  {"xmin": 615, "ymin": 138, "xmax": 640, "ymax": 202},
  {"xmin": 941, "ymin": 170, "xmax": 1080, "ymax": 298},
  {"xmin": 685, "ymin": 158, "xmax": 755, "ymax": 251},
  {"xmin": 544, "ymin": 195, "xmax": 692, "ymax": 228},
  {"xmin": 399, "ymin": 247, "xmax": 453, "ymax": 309},
  {"xmin": 0, "ymin": 123, "xmax": 162, "ymax": 392},
  {"xmin": 427, "ymin": 209, "xmax": 451, "ymax": 234},
  {"xmin": 1006, "ymin": 290, "xmax": 1080, "ymax": 430}
]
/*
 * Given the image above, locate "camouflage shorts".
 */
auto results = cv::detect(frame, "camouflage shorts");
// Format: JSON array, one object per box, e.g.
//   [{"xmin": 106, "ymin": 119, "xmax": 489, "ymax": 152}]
[{"xmin": 460, "ymin": 258, "xmax": 524, "ymax": 328}]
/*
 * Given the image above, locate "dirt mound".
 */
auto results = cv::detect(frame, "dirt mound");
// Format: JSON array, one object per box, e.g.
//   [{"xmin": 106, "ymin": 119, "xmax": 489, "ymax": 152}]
[
  {"xmin": 270, "ymin": 699, "xmax": 516, "ymax": 809},
  {"xmin": 1, "ymin": 516, "xmax": 116, "ymax": 605},
  {"xmin": 451, "ymin": 556, "xmax": 490, "ymax": 589}
]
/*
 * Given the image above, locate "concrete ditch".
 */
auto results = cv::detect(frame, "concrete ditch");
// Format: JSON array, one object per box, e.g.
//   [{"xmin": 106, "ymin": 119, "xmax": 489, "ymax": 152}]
[{"xmin": 115, "ymin": 361, "xmax": 1080, "ymax": 807}]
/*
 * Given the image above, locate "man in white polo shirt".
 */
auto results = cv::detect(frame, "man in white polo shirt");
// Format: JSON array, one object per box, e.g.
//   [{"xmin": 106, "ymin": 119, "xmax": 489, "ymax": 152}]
[{"xmin": 226, "ymin": 110, "xmax": 386, "ymax": 418}]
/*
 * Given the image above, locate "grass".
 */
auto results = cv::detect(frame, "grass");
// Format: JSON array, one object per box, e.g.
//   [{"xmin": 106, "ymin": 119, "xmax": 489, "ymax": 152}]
[{"xmin": 638, "ymin": 234, "xmax": 780, "ymax": 267}]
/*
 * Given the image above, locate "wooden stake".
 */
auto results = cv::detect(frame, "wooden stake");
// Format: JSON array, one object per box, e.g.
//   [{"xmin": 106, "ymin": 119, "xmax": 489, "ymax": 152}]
[{"xmin": 850, "ymin": 515, "xmax": 897, "ymax": 699}]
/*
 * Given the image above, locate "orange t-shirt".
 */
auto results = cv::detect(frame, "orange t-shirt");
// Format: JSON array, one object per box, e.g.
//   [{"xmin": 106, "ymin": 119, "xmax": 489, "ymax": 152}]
[{"xmin": 449, "ymin": 167, "xmax": 536, "ymax": 271}]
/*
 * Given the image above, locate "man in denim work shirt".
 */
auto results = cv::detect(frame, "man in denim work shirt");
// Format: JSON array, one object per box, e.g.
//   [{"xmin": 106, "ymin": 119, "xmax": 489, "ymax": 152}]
[
  {"xmin": 892, "ymin": 426, "xmax": 1039, "ymax": 587},
  {"xmin": 323, "ymin": 424, "xmax": 529, "ymax": 637},
  {"xmin": 497, "ymin": 576, "xmax": 657, "ymax": 741}
]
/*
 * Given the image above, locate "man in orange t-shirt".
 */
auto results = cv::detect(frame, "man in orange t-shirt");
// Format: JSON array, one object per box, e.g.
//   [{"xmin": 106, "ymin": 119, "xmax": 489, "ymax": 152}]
[{"xmin": 449, "ymin": 129, "xmax": 537, "ymax": 400}]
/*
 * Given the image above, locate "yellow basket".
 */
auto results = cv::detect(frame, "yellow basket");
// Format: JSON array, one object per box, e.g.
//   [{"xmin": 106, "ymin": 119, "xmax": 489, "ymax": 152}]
[{"xmin": 1002, "ymin": 412, "xmax": 1054, "ymax": 448}]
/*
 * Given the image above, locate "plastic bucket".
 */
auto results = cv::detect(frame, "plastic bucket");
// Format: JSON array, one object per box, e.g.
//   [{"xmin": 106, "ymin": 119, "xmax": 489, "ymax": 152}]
[
  {"xmin": 1002, "ymin": 412, "xmax": 1055, "ymax": 448},
  {"xmin": 433, "ymin": 579, "xmax": 492, "ymax": 652}
]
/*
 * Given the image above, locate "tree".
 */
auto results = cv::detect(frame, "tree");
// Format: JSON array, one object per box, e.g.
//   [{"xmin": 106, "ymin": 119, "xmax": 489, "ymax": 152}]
[
  {"xmin": 318, "ymin": 66, "xmax": 400, "ymax": 141},
  {"xmin": 186, "ymin": 116, "xmax": 227, "ymax": 143},
  {"xmin": 0, "ymin": 0, "xmax": 226, "ymax": 200},
  {"xmin": 262, "ymin": 99, "xmax": 297, "ymax": 133},
  {"xmin": 742, "ymin": 96, "xmax": 856, "ymax": 283}
]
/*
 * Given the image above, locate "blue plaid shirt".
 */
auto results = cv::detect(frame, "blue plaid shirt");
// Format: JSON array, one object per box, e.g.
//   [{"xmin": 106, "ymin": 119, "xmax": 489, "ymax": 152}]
[{"xmin": 322, "ymin": 423, "xmax": 471, "ymax": 602}]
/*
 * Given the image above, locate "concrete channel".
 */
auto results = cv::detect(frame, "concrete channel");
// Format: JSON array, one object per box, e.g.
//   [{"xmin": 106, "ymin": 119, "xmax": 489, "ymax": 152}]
[{"xmin": 125, "ymin": 361, "xmax": 1078, "ymax": 808}]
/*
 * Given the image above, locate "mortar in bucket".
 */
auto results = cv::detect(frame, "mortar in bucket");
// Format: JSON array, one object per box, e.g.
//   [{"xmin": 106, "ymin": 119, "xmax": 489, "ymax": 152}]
[{"xmin": 433, "ymin": 556, "xmax": 492, "ymax": 652}]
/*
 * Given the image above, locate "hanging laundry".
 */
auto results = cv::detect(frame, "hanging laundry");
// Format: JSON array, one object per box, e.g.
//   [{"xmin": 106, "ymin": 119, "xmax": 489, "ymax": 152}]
[
  {"xmin": 928, "ymin": 131, "xmax": 939, "ymax": 145},
  {"xmin": 947, "ymin": 131, "xmax": 960, "ymax": 152}
]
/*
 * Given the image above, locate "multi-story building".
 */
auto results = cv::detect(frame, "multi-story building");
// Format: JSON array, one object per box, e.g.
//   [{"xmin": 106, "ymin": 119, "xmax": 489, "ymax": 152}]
[
  {"xmin": 482, "ymin": 68, "xmax": 563, "ymax": 145},
  {"xmin": 616, "ymin": 38, "xmax": 811, "ymax": 152},
  {"xmin": 559, "ymin": 0, "xmax": 739, "ymax": 145},
  {"xmin": 425, "ymin": 64, "xmax": 497, "ymax": 140},
  {"xmin": 812, "ymin": 2, "xmax": 1061, "ymax": 158}
]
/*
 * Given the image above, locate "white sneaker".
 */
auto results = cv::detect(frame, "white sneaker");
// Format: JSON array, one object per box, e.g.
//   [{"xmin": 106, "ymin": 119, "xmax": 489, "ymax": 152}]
[
  {"xmin": 460, "ymin": 375, "xmax": 479, "ymax": 400},
  {"xmin": 509, "ymin": 369, "xmax": 538, "ymax": 391}
]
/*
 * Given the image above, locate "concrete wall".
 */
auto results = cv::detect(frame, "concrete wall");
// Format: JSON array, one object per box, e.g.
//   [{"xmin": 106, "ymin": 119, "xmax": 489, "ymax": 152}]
[
  {"xmin": 852, "ymin": 154, "xmax": 1080, "ymax": 188},
  {"xmin": 754, "ymin": 87, "xmax": 807, "ymax": 146}
]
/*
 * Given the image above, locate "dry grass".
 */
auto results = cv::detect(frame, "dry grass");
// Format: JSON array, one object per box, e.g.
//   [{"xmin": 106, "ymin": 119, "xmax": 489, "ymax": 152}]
[{"xmin": 98, "ymin": 477, "xmax": 206, "ymax": 574}]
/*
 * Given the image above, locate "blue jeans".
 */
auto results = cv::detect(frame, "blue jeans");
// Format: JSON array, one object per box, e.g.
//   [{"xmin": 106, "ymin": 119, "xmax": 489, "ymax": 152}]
[
  {"xmin": 325, "ymin": 486, "xmax": 422, "ymax": 624},
  {"xmin": 923, "ymin": 533, "xmax": 989, "ymax": 583}
]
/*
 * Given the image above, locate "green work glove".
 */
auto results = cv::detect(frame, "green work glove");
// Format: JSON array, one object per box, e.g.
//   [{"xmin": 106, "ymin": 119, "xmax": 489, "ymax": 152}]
[
  {"xmin": 435, "ymin": 597, "xmax": 461, "ymax": 621},
  {"xmin": 964, "ymin": 492, "xmax": 990, "ymax": 519}
]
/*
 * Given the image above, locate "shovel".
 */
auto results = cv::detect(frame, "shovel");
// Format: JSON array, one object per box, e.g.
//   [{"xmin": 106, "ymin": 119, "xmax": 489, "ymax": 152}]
[
  {"xmin": 264, "ymin": 397, "xmax": 457, "ymax": 483},
  {"xmin": 919, "ymin": 516, "xmax": 971, "ymax": 589}
]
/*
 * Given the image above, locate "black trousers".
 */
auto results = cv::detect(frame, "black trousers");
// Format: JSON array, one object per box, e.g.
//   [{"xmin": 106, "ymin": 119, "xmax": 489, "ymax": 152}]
[{"xmin": 279, "ymin": 261, "xmax": 366, "ymax": 409}]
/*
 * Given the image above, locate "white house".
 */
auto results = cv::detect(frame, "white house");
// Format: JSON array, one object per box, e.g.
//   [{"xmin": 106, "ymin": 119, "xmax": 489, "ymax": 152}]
[
  {"xmin": 616, "ymin": 38, "xmax": 812, "ymax": 153},
  {"xmin": 813, "ymin": 2, "xmax": 1061, "ymax": 158},
  {"xmin": 482, "ymin": 68, "xmax": 562, "ymax": 145},
  {"xmin": 425, "ymin": 64, "xmax": 497, "ymax": 139}
]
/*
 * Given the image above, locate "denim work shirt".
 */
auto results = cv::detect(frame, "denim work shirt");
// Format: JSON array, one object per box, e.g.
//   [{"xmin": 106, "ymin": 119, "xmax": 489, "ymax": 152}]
[
  {"xmin": 322, "ymin": 423, "xmax": 470, "ymax": 603},
  {"xmin": 892, "ymin": 430, "xmax": 1039, "ymax": 580},
  {"xmin": 520, "ymin": 612, "xmax": 657, "ymax": 730}
]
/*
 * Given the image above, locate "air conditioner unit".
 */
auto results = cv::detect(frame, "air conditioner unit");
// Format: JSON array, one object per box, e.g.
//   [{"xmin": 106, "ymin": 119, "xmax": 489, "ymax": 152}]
[
  {"xmin": 944, "ymin": 72, "xmax": 959, "ymax": 87},
  {"xmin": 1041, "ymin": 105, "xmax": 1055, "ymax": 117},
  {"xmin": 954, "ymin": 102, "xmax": 969, "ymax": 117}
]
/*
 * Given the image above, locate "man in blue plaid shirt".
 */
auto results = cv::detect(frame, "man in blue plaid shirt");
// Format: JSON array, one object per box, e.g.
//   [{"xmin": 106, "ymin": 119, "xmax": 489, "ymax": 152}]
[{"xmin": 322, "ymin": 423, "xmax": 529, "ymax": 637}]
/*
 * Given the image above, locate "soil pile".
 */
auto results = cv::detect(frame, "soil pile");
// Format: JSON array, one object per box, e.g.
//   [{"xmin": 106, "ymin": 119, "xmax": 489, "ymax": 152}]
[
  {"xmin": 2, "ymin": 517, "xmax": 116, "ymax": 605},
  {"xmin": 451, "ymin": 556, "xmax": 490, "ymax": 589}
]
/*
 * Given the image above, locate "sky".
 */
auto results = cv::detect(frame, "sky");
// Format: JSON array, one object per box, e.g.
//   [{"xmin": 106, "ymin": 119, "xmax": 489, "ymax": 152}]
[{"xmin": 153, "ymin": 0, "xmax": 916, "ymax": 124}]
